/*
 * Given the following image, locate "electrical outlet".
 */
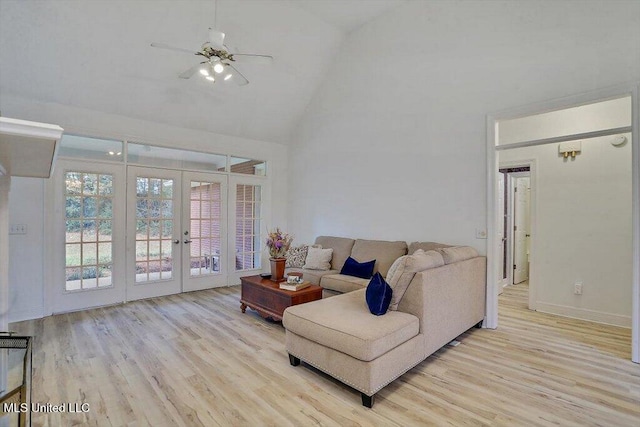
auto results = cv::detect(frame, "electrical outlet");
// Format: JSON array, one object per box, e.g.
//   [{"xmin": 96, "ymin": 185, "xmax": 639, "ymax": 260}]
[
  {"xmin": 476, "ymin": 229, "xmax": 487, "ymax": 239},
  {"xmin": 9, "ymin": 224, "xmax": 27, "ymax": 235},
  {"xmin": 574, "ymin": 282, "xmax": 583, "ymax": 295}
]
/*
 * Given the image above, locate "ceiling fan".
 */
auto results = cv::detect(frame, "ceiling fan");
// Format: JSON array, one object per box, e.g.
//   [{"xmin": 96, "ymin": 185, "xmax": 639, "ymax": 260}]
[{"xmin": 151, "ymin": 26, "xmax": 273, "ymax": 86}]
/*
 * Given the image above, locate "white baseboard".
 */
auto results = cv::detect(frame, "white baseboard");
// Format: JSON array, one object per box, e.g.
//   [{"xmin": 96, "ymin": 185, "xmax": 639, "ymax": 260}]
[
  {"xmin": 535, "ymin": 301, "xmax": 631, "ymax": 328},
  {"xmin": 8, "ymin": 307, "xmax": 44, "ymax": 324}
]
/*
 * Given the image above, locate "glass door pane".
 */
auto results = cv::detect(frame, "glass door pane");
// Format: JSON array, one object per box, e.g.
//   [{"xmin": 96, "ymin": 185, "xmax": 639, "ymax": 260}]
[
  {"xmin": 127, "ymin": 166, "xmax": 181, "ymax": 301},
  {"xmin": 134, "ymin": 176, "xmax": 175, "ymax": 283},
  {"xmin": 64, "ymin": 172, "xmax": 114, "ymax": 290},
  {"xmin": 183, "ymin": 172, "xmax": 227, "ymax": 291}
]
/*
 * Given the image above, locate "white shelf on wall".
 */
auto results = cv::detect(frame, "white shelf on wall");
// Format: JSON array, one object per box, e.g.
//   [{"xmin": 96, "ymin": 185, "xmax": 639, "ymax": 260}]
[{"xmin": 0, "ymin": 117, "xmax": 64, "ymax": 178}]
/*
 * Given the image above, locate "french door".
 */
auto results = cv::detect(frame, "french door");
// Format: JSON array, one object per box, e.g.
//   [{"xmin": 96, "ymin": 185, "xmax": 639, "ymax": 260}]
[
  {"xmin": 51, "ymin": 160, "xmax": 126, "ymax": 314},
  {"xmin": 126, "ymin": 167, "xmax": 228, "ymax": 301},
  {"xmin": 51, "ymin": 162, "xmax": 264, "ymax": 313}
]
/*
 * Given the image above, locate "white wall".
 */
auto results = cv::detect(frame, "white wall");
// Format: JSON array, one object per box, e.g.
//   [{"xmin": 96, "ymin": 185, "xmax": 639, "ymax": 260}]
[
  {"xmin": 287, "ymin": 0, "xmax": 640, "ymax": 249},
  {"xmin": 500, "ymin": 133, "xmax": 632, "ymax": 326},
  {"xmin": 499, "ymin": 96, "xmax": 632, "ymax": 145},
  {"xmin": 8, "ymin": 178, "xmax": 44, "ymax": 322},
  {"xmin": 0, "ymin": 176, "xmax": 10, "ymax": 331},
  {"xmin": 0, "ymin": 95, "xmax": 288, "ymax": 322}
]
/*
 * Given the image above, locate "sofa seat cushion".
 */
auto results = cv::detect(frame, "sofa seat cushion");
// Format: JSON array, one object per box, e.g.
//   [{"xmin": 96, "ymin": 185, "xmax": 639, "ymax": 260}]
[
  {"xmin": 320, "ymin": 274, "xmax": 369, "ymax": 293},
  {"xmin": 283, "ymin": 289, "xmax": 419, "ymax": 362},
  {"xmin": 285, "ymin": 268, "xmax": 339, "ymax": 286}
]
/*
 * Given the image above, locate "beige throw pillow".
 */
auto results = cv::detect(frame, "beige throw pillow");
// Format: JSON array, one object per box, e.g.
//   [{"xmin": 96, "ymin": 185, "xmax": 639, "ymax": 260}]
[
  {"xmin": 303, "ymin": 247, "xmax": 333, "ymax": 270},
  {"xmin": 436, "ymin": 246, "xmax": 478, "ymax": 264},
  {"xmin": 386, "ymin": 249, "xmax": 444, "ymax": 310}
]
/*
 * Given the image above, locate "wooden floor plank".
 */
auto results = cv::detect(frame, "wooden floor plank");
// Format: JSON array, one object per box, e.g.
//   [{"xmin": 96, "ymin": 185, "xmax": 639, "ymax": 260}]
[{"xmin": 8, "ymin": 283, "xmax": 640, "ymax": 426}]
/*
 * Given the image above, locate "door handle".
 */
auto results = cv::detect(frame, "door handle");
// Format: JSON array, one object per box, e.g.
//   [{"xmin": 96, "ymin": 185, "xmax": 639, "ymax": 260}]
[
  {"xmin": 174, "ymin": 239, "xmax": 180, "ymax": 244},
  {"xmin": 184, "ymin": 239, "xmax": 192, "ymax": 244}
]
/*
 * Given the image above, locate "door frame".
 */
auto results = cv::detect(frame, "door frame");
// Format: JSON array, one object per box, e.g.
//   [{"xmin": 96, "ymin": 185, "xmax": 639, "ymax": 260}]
[
  {"xmin": 485, "ymin": 83, "xmax": 640, "ymax": 363},
  {"xmin": 498, "ymin": 162, "xmax": 536, "ymax": 308},
  {"xmin": 48, "ymin": 159, "xmax": 127, "ymax": 314}
]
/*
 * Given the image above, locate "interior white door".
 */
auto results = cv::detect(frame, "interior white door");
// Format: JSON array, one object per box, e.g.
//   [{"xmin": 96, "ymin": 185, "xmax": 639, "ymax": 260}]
[
  {"xmin": 497, "ymin": 172, "xmax": 506, "ymax": 294},
  {"xmin": 51, "ymin": 160, "xmax": 126, "ymax": 313},
  {"xmin": 182, "ymin": 172, "xmax": 228, "ymax": 291},
  {"xmin": 513, "ymin": 177, "xmax": 530, "ymax": 284},
  {"xmin": 127, "ymin": 166, "xmax": 182, "ymax": 301}
]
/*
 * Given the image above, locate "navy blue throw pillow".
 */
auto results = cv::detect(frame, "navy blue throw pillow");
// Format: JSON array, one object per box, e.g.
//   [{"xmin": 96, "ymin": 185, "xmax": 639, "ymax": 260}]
[
  {"xmin": 340, "ymin": 256, "xmax": 376, "ymax": 279},
  {"xmin": 365, "ymin": 273, "xmax": 393, "ymax": 316}
]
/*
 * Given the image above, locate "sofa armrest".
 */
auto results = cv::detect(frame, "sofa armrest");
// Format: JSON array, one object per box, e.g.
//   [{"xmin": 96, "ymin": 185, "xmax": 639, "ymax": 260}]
[{"xmin": 397, "ymin": 256, "xmax": 486, "ymax": 355}]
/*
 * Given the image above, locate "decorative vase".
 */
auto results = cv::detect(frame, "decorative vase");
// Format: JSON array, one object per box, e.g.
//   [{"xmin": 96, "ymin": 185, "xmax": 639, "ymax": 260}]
[{"xmin": 270, "ymin": 257, "xmax": 286, "ymax": 282}]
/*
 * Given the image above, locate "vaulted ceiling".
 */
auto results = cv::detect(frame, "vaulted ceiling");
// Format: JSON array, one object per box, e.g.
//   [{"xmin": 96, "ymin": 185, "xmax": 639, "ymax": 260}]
[{"xmin": 0, "ymin": 0, "xmax": 404, "ymax": 145}]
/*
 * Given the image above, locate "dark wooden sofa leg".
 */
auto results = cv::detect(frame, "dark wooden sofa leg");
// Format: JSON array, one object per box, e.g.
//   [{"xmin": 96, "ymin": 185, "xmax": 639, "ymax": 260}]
[
  {"xmin": 476, "ymin": 320, "xmax": 483, "ymax": 328},
  {"xmin": 288, "ymin": 354, "xmax": 300, "ymax": 366},
  {"xmin": 361, "ymin": 393, "xmax": 375, "ymax": 408}
]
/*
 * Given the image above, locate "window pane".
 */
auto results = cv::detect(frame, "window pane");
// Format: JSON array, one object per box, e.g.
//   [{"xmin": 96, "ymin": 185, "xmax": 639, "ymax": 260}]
[
  {"xmin": 235, "ymin": 184, "xmax": 261, "ymax": 271},
  {"xmin": 66, "ymin": 244, "xmax": 81, "ymax": 267},
  {"xmin": 82, "ymin": 220, "xmax": 97, "ymax": 242},
  {"xmin": 83, "ymin": 174, "xmax": 97, "ymax": 195},
  {"xmin": 58, "ymin": 135, "xmax": 123, "ymax": 162},
  {"xmin": 230, "ymin": 157, "xmax": 266, "ymax": 176},
  {"xmin": 98, "ymin": 175, "xmax": 113, "ymax": 196},
  {"xmin": 98, "ymin": 242, "xmax": 112, "ymax": 264},
  {"xmin": 128, "ymin": 143, "xmax": 227, "ymax": 172},
  {"xmin": 66, "ymin": 197, "xmax": 82, "ymax": 218}
]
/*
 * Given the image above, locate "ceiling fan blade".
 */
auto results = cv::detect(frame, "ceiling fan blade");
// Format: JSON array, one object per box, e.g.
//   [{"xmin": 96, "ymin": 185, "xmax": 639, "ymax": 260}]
[
  {"xmin": 208, "ymin": 28, "xmax": 226, "ymax": 49},
  {"xmin": 151, "ymin": 42, "xmax": 196, "ymax": 55},
  {"xmin": 226, "ymin": 64, "xmax": 249, "ymax": 86},
  {"xmin": 233, "ymin": 53, "xmax": 274, "ymax": 64},
  {"xmin": 179, "ymin": 63, "xmax": 205, "ymax": 79}
]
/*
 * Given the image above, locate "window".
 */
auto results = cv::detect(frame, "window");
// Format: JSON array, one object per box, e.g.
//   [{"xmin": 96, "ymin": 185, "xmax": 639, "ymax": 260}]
[
  {"xmin": 65, "ymin": 172, "xmax": 114, "ymax": 290},
  {"xmin": 235, "ymin": 184, "xmax": 262, "ymax": 270},
  {"xmin": 230, "ymin": 157, "xmax": 266, "ymax": 176}
]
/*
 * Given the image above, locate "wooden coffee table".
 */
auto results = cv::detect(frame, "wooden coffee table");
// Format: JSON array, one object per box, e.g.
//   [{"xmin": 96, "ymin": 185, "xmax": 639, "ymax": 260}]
[{"xmin": 240, "ymin": 275, "xmax": 322, "ymax": 321}]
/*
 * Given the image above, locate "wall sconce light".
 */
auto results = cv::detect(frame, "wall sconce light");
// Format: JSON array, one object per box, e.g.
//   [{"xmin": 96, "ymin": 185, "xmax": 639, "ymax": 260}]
[{"xmin": 558, "ymin": 141, "xmax": 581, "ymax": 159}]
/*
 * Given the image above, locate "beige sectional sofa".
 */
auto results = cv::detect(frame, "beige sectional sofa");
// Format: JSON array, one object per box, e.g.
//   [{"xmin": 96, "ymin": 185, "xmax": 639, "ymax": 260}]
[
  {"xmin": 286, "ymin": 236, "xmax": 417, "ymax": 297},
  {"xmin": 282, "ymin": 236, "xmax": 486, "ymax": 408}
]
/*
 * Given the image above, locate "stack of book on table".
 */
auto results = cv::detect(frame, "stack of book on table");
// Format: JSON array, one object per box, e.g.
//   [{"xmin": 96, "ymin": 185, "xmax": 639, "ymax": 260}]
[{"xmin": 279, "ymin": 281, "xmax": 310, "ymax": 291}]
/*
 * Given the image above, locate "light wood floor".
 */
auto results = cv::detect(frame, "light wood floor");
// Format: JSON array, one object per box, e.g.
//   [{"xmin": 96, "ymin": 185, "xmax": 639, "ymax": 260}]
[{"xmin": 7, "ymin": 283, "xmax": 640, "ymax": 426}]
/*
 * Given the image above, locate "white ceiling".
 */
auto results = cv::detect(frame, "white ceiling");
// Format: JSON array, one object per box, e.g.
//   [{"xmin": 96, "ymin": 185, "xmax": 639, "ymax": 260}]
[{"xmin": 0, "ymin": 0, "xmax": 404, "ymax": 145}]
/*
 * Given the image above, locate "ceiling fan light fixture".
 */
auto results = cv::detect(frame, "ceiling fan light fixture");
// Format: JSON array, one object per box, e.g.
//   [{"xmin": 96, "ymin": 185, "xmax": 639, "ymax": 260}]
[
  {"xmin": 224, "ymin": 73, "xmax": 232, "ymax": 81},
  {"xmin": 205, "ymin": 75, "xmax": 215, "ymax": 82},
  {"xmin": 199, "ymin": 68, "xmax": 209, "ymax": 76},
  {"xmin": 213, "ymin": 63, "xmax": 224, "ymax": 74}
]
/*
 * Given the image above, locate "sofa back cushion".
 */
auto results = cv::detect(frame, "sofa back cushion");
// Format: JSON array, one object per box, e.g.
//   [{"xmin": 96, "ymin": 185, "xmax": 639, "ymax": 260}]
[
  {"xmin": 351, "ymin": 239, "xmax": 408, "ymax": 277},
  {"xmin": 408, "ymin": 241, "xmax": 453, "ymax": 255},
  {"xmin": 437, "ymin": 246, "xmax": 479, "ymax": 264},
  {"xmin": 386, "ymin": 250, "xmax": 445, "ymax": 310},
  {"xmin": 315, "ymin": 236, "xmax": 355, "ymax": 271}
]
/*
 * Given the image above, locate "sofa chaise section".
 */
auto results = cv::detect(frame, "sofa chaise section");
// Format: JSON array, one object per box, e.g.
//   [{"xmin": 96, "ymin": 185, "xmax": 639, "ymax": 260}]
[{"xmin": 283, "ymin": 255, "xmax": 486, "ymax": 407}]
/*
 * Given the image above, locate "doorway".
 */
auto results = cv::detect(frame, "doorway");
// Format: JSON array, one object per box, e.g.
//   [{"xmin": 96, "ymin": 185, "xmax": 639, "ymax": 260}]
[
  {"xmin": 126, "ymin": 166, "xmax": 229, "ymax": 301},
  {"xmin": 498, "ymin": 167, "xmax": 531, "ymax": 292},
  {"xmin": 485, "ymin": 87, "xmax": 639, "ymax": 363}
]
